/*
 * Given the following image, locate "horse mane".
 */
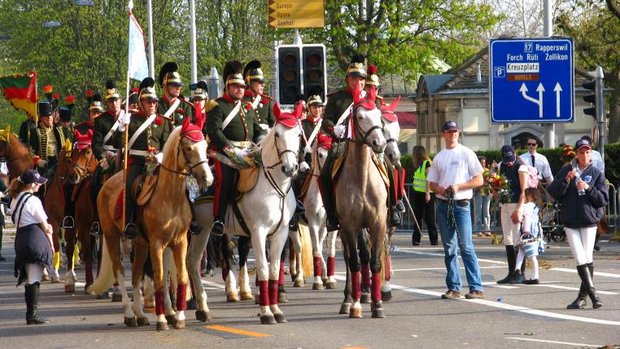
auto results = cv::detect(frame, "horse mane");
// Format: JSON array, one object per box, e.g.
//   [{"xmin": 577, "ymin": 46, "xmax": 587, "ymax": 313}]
[{"xmin": 161, "ymin": 126, "xmax": 182, "ymax": 166}]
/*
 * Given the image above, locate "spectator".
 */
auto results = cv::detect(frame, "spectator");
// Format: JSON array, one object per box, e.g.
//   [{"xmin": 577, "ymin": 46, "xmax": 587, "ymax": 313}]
[
  {"xmin": 410, "ymin": 145, "xmax": 438, "ymax": 245},
  {"xmin": 521, "ymin": 136, "xmax": 553, "ymax": 184},
  {"xmin": 548, "ymin": 138, "xmax": 608, "ymax": 309},
  {"xmin": 427, "ymin": 120, "xmax": 485, "ymax": 300},
  {"xmin": 474, "ymin": 156, "xmax": 492, "ymax": 237},
  {"xmin": 514, "ymin": 187, "xmax": 543, "ymax": 284}
]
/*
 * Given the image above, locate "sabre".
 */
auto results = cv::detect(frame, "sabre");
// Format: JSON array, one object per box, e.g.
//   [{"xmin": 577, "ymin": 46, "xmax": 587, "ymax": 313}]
[{"xmin": 402, "ymin": 194, "xmax": 422, "ymax": 234}]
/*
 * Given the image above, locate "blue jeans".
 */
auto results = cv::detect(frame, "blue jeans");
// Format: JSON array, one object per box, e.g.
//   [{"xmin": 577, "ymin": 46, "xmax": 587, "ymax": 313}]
[{"xmin": 437, "ymin": 200, "xmax": 483, "ymax": 292}]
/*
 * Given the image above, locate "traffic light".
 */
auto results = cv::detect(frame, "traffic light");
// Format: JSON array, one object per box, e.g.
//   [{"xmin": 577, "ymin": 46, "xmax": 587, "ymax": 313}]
[
  {"xmin": 277, "ymin": 45, "xmax": 301, "ymax": 105},
  {"xmin": 302, "ymin": 44, "xmax": 327, "ymax": 102},
  {"xmin": 582, "ymin": 80, "xmax": 596, "ymax": 118}
]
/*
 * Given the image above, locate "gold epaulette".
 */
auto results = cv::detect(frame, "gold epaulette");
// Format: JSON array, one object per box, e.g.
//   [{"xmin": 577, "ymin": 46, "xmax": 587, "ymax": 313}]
[{"xmin": 205, "ymin": 100, "xmax": 218, "ymax": 113}]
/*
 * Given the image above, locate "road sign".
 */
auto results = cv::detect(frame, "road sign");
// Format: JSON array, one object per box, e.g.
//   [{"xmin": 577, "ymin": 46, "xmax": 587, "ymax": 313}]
[
  {"xmin": 268, "ymin": 0, "xmax": 325, "ymax": 29},
  {"xmin": 489, "ymin": 38, "xmax": 574, "ymax": 123}
]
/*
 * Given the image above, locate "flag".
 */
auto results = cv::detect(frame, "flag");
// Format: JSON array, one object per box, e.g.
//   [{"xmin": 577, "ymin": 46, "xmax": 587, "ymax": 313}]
[
  {"xmin": 0, "ymin": 72, "xmax": 37, "ymax": 118},
  {"xmin": 127, "ymin": 11, "xmax": 149, "ymax": 81}
]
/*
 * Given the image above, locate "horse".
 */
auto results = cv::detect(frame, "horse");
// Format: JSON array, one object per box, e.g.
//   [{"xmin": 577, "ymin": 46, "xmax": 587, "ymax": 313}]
[
  {"xmin": 303, "ymin": 133, "xmax": 338, "ymax": 290},
  {"xmin": 189, "ymin": 104, "xmax": 302, "ymax": 325},
  {"xmin": 334, "ymin": 86, "xmax": 388, "ymax": 318},
  {"xmin": 87, "ymin": 118, "xmax": 213, "ymax": 331},
  {"xmin": 0, "ymin": 128, "xmax": 32, "ymax": 180},
  {"xmin": 62, "ymin": 130, "xmax": 99, "ymax": 293}
]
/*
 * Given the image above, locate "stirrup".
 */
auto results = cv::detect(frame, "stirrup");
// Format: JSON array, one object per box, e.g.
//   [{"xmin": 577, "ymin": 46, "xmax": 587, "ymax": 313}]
[
  {"xmin": 89, "ymin": 221, "xmax": 100, "ymax": 236},
  {"xmin": 210, "ymin": 220, "xmax": 225, "ymax": 237},
  {"xmin": 190, "ymin": 222, "xmax": 202, "ymax": 236},
  {"xmin": 395, "ymin": 199, "xmax": 406, "ymax": 213},
  {"xmin": 123, "ymin": 223, "xmax": 138, "ymax": 239},
  {"xmin": 61, "ymin": 216, "xmax": 75, "ymax": 229},
  {"xmin": 295, "ymin": 200, "xmax": 305, "ymax": 215}
]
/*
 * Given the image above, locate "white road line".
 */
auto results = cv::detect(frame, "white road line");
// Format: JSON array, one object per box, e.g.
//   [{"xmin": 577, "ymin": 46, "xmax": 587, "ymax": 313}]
[
  {"xmin": 396, "ymin": 248, "xmax": 507, "ymax": 265},
  {"xmin": 527, "ymin": 283, "xmax": 618, "ymax": 295},
  {"xmin": 506, "ymin": 336, "xmax": 601, "ymax": 347},
  {"xmin": 333, "ymin": 275, "xmax": 620, "ymax": 327},
  {"xmin": 550, "ymin": 267, "xmax": 620, "ymax": 279},
  {"xmin": 390, "ymin": 266, "xmax": 504, "ymax": 272},
  {"xmin": 481, "ymin": 282, "xmax": 519, "ymax": 289}
]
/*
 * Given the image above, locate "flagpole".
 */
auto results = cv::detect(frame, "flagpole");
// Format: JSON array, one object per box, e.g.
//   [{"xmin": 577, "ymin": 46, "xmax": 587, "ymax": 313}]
[{"xmin": 122, "ymin": 1, "xmax": 134, "ymax": 235}]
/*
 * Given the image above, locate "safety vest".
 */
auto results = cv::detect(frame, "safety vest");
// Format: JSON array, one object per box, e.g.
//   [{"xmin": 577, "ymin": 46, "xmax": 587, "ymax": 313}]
[{"xmin": 413, "ymin": 160, "xmax": 432, "ymax": 193}]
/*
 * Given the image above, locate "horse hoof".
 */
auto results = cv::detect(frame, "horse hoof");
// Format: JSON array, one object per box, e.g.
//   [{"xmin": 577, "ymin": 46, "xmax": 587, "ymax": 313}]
[
  {"xmin": 186, "ymin": 298, "xmax": 197, "ymax": 310},
  {"xmin": 42, "ymin": 274, "xmax": 51, "ymax": 282},
  {"xmin": 360, "ymin": 293, "xmax": 371, "ymax": 304},
  {"xmin": 260, "ymin": 315, "xmax": 277, "ymax": 325},
  {"xmin": 51, "ymin": 276, "xmax": 61, "ymax": 284},
  {"xmin": 156, "ymin": 321, "xmax": 169, "ymax": 331},
  {"xmin": 274, "ymin": 313, "xmax": 287, "ymax": 323},
  {"xmin": 173, "ymin": 319, "xmax": 186, "ymax": 329},
  {"xmin": 227, "ymin": 293, "xmax": 240, "ymax": 302},
  {"xmin": 371, "ymin": 308, "xmax": 386, "ymax": 318},
  {"xmin": 195, "ymin": 310, "xmax": 212, "ymax": 322},
  {"xmin": 64, "ymin": 285, "xmax": 75, "ymax": 293},
  {"xmin": 293, "ymin": 279, "xmax": 304, "ymax": 288},
  {"xmin": 349, "ymin": 308, "xmax": 363, "ymax": 318},
  {"xmin": 96, "ymin": 292, "xmax": 109, "ymax": 299},
  {"xmin": 137, "ymin": 317, "xmax": 150, "ymax": 326},
  {"xmin": 124, "ymin": 317, "xmax": 138, "ymax": 327},
  {"xmin": 278, "ymin": 292, "xmax": 289, "ymax": 303},
  {"xmin": 111, "ymin": 293, "xmax": 122, "ymax": 303},
  {"xmin": 339, "ymin": 302, "xmax": 351, "ymax": 315},
  {"xmin": 165, "ymin": 314, "xmax": 175, "ymax": 324},
  {"xmin": 312, "ymin": 283, "xmax": 324, "ymax": 291},
  {"xmin": 325, "ymin": 281, "xmax": 338, "ymax": 289},
  {"xmin": 240, "ymin": 292, "xmax": 254, "ymax": 301},
  {"xmin": 381, "ymin": 291, "xmax": 392, "ymax": 302}
]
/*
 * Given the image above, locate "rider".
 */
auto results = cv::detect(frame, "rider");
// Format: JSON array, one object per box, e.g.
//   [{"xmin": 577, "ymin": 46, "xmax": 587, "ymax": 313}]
[
  {"xmin": 157, "ymin": 62, "xmax": 195, "ymax": 126},
  {"xmin": 30, "ymin": 100, "xmax": 69, "ymax": 185},
  {"xmin": 242, "ymin": 60, "xmax": 277, "ymax": 130},
  {"xmin": 319, "ymin": 54, "xmax": 367, "ymax": 231},
  {"xmin": 117, "ymin": 77, "xmax": 173, "ymax": 239},
  {"xmin": 58, "ymin": 106, "xmax": 77, "ymax": 229},
  {"xmin": 207, "ymin": 60, "xmax": 266, "ymax": 237}
]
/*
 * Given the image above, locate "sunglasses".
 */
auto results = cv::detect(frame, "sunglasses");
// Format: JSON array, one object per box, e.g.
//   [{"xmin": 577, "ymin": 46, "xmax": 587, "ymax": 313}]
[{"xmin": 527, "ymin": 143, "xmax": 537, "ymax": 146}]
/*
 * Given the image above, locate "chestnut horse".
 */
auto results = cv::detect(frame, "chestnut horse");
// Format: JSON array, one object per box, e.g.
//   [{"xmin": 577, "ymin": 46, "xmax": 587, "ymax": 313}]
[
  {"xmin": 335, "ymin": 87, "xmax": 388, "ymax": 319},
  {"xmin": 88, "ymin": 120, "xmax": 212, "ymax": 331},
  {"xmin": 0, "ymin": 128, "xmax": 32, "ymax": 179},
  {"xmin": 189, "ymin": 105, "xmax": 302, "ymax": 325}
]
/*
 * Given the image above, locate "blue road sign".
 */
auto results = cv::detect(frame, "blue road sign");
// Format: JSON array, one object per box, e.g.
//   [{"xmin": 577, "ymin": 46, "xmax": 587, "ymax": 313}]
[{"xmin": 490, "ymin": 38, "xmax": 574, "ymax": 123}]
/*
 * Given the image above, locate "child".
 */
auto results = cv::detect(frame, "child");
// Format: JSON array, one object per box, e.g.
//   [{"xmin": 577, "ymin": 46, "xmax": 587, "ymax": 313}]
[{"xmin": 514, "ymin": 187, "xmax": 543, "ymax": 284}]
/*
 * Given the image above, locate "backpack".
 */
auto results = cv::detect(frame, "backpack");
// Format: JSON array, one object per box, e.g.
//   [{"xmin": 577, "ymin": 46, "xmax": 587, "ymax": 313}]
[{"xmin": 518, "ymin": 156, "xmax": 539, "ymax": 189}]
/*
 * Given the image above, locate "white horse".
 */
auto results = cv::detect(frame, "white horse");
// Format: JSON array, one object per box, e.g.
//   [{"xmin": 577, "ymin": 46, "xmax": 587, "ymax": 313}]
[
  {"xmin": 188, "ymin": 105, "xmax": 303, "ymax": 324},
  {"xmin": 303, "ymin": 133, "xmax": 338, "ymax": 290}
]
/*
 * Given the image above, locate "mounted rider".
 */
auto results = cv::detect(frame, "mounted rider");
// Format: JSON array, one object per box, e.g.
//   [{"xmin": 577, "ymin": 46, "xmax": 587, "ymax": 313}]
[
  {"xmin": 116, "ymin": 77, "xmax": 173, "ymax": 238},
  {"xmin": 242, "ymin": 60, "xmax": 277, "ymax": 130},
  {"xmin": 30, "ymin": 100, "xmax": 69, "ymax": 186},
  {"xmin": 157, "ymin": 62, "xmax": 195, "ymax": 126},
  {"xmin": 207, "ymin": 60, "xmax": 266, "ymax": 236}
]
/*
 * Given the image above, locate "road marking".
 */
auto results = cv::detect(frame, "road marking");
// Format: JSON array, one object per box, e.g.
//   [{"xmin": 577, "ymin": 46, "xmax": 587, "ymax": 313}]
[
  {"xmin": 527, "ymin": 283, "xmax": 618, "ymax": 295},
  {"xmin": 200, "ymin": 279, "xmax": 226, "ymax": 289},
  {"xmin": 391, "ymin": 266, "xmax": 504, "ymax": 273},
  {"xmin": 550, "ymin": 267, "xmax": 620, "ymax": 278},
  {"xmin": 481, "ymin": 282, "xmax": 519, "ymax": 289},
  {"xmin": 506, "ymin": 336, "xmax": 601, "ymax": 347},
  {"xmin": 396, "ymin": 248, "xmax": 507, "ymax": 265},
  {"xmin": 205, "ymin": 324, "xmax": 271, "ymax": 337}
]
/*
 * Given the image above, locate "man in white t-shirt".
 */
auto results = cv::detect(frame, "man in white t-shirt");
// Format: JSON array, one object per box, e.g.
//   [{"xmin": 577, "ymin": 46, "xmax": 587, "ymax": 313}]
[{"xmin": 427, "ymin": 120, "xmax": 485, "ymax": 300}]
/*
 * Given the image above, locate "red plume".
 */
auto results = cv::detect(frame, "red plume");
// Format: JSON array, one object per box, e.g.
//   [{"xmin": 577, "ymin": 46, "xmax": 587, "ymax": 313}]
[
  {"xmin": 380, "ymin": 96, "xmax": 400, "ymax": 122},
  {"xmin": 367, "ymin": 64, "xmax": 377, "ymax": 76},
  {"xmin": 180, "ymin": 113, "xmax": 204, "ymax": 142},
  {"xmin": 193, "ymin": 102, "xmax": 205, "ymax": 130},
  {"xmin": 276, "ymin": 102, "xmax": 302, "ymax": 128},
  {"xmin": 317, "ymin": 132, "xmax": 333, "ymax": 150},
  {"xmin": 85, "ymin": 88, "xmax": 94, "ymax": 98}
]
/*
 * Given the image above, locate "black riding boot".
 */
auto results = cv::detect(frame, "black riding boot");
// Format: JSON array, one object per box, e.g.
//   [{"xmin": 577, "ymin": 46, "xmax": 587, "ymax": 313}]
[
  {"xmin": 497, "ymin": 245, "xmax": 517, "ymax": 284},
  {"xmin": 320, "ymin": 156, "xmax": 339, "ymax": 231},
  {"xmin": 578, "ymin": 263, "xmax": 602, "ymax": 309},
  {"xmin": 25, "ymin": 282, "xmax": 49, "ymax": 325},
  {"xmin": 566, "ymin": 282, "xmax": 588, "ymax": 309},
  {"xmin": 288, "ymin": 214, "xmax": 299, "ymax": 231}
]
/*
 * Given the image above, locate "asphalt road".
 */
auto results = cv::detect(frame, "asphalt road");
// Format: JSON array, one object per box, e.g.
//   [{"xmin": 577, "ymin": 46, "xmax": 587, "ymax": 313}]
[{"xmin": 1, "ymin": 226, "xmax": 619, "ymax": 349}]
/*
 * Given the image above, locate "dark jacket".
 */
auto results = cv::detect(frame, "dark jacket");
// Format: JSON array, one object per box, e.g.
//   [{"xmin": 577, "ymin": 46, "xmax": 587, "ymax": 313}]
[
  {"xmin": 93, "ymin": 112, "xmax": 119, "ymax": 160},
  {"xmin": 548, "ymin": 162, "xmax": 608, "ymax": 228},
  {"xmin": 243, "ymin": 91, "xmax": 276, "ymax": 129},
  {"xmin": 157, "ymin": 95, "xmax": 194, "ymax": 126},
  {"xmin": 206, "ymin": 93, "xmax": 265, "ymax": 152},
  {"xmin": 500, "ymin": 161, "xmax": 522, "ymax": 203}
]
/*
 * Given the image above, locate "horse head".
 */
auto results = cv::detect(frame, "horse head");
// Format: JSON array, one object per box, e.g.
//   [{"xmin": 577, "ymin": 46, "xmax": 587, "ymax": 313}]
[
  {"xmin": 179, "ymin": 116, "xmax": 213, "ymax": 189},
  {"xmin": 270, "ymin": 102, "xmax": 303, "ymax": 178},
  {"xmin": 353, "ymin": 86, "xmax": 386, "ymax": 153},
  {"xmin": 0, "ymin": 125, "xmax": 10, "ymax": 159},
  {"xmin": 0, "ymin": 128, "xmax": 32, "ymax": 179},
  {"xmin": 381, "ymin": 96, "xmax": 402, "ymax": 165},
  {"xmin": 67, "ymin": 129, "xmax": 97, "ymax": 184},
  {"xmin": 315, "ymin": 132, "xmax": 332, "ymax": 171}
]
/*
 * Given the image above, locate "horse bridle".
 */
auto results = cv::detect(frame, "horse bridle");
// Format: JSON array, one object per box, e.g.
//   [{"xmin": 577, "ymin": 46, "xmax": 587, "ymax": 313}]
[
  {"xmin": 262, "ymin": 126, "xmax": 300, "ymax": 198},
  {"xmin": 68, "ymin": 147, "xmax": 96, "ymax": 181},
  {"xmin": 352, "ymin": 106, "xmax": 384, "ymax": 147},
  {"xmin": 160, "ymin": 137, "xmax": 209, "ymax": 177}
]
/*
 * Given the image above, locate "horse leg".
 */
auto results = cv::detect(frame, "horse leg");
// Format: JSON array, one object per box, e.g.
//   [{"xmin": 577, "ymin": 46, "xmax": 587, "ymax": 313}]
[
  {"xmin": 369, "ymin": 223, "xmax": 387, "ymax": 319},
  {"xmin": 186, "ymin": 225, "xmax": 211, "ymax": 322},
  {"xmin": 358, "ymin": 232, "xmax": 371, "ymax": 304},
  {"xmin": 269, "ymin": 227, "xmax": 289, "ymax": 324},
  {"xmin": 143, "ymin": 276, "xmax": 155, "ymax": 308},
  {"xmin": 171, "ymin": 237, "xmax": 189, "ymax": 330},
  {"xmin": 162, "ymin": 248, "xmax": 177, "ymax": 324},
  {"xmin": 237, "ymin": 236, "xmax": 254, "ymax": 301},
  {"xmin": 147, "ymin": 242, "xmax": 170, "ymax": 331},
  {"xmin": 339, "ymin": 238, "xmax": 352, "ymax": 314},
  {"xmin": 309, "ymin": 214, "xmax": 325, "ymax": 290},
  {"xmin": 217, "ymin": 235, "xmax": 239, "ymax": 302},
  {"xmin": 381, "ymin": 239, "xmax": 393, "ymax": 302},
  {"xmin": 278, "ymin": 254, "xmax": 288, "ymax": 303},
  {"xmin": 343, "ymin": 230, "xmax": 362, "ymax": 318},
  {"xmin": 131, "ymin": 238, "xmax": 150, "ymax": 326},
  {"xmin": 250, "ymin": 230, "xmax": 276, "ymax": 324},
  {"xmin": 325, "ymin": 230, "xmax": 338, "ymax": 289},
  {"xmin": 289, "ymin": 230, "xmax": 305, "ymax": 288},
  {"xmin": 64, "ymin": 228, "xmax": 77, "ymax": 293}
]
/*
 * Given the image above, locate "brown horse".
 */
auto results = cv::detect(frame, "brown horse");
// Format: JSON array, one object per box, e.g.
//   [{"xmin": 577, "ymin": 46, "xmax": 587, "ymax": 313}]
[
  {"xmin": 88, "ymin": 120, "xmax": 212, "ymax": 331},
  {"xmin": 0, "ymin": 130, "xmax": 32, "ymax": 179},
  {"xmin": 334, "ymin": 86, "xmax": 388, "ymax": 318},
  {"xmin": 63, "ymin": 130, "xmax": 99, "ymax": 293}
]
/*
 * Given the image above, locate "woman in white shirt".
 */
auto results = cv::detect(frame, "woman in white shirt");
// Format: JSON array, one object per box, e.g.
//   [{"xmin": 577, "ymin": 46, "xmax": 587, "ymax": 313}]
[{"xmin": 9, "ymin": 169, "xmax": 53, "ymax": 325}]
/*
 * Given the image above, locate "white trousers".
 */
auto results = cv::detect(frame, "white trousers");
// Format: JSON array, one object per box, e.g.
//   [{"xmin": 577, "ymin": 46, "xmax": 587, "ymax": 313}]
[
  {"xmin": 26, "ymin": 263, "xmax": 44, "ymax": 285},
  {"xmin": 500, "ymin": 203, "xmax": 520, "ymax": 246},
  {"xmin": 564, "ymin": 226, "xmax": 597, "ymax": 266},
  {"xmin": 515, "ymin": 249, "xmax": 539, "ymax": 280}
]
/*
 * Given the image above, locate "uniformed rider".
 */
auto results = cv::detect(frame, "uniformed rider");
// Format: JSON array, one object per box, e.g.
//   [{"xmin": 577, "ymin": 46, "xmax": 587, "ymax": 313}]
[
  {"xmin": 242, "ymin": 60, "xmax": 277, "ymax": 130},
  {"xmin": 30, "ymin": 100, "xmax": 69, "ymax": 183},
  {"xmin": 157, "ymin": 62, "xmax": 194, "ymax": 126}
]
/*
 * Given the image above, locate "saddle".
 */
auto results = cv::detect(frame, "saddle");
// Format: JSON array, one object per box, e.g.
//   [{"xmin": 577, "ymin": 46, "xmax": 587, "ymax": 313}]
[
  {"xmin": 237, "ymin": 167, "xmax": 259, "ymax": 193},
  {"xmin": 134, "ymin": 166, "xmax": 160, "ymax": 206},
  {"xmin": 331, "ymin": 142, "xmax": 390, "ymax": 191}
]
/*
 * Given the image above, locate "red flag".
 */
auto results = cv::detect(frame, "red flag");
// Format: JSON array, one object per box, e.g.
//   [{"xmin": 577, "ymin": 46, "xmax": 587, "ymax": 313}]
[{"xmin": 0, "ymin": 72, "xmax": 37, "ymax": 118}]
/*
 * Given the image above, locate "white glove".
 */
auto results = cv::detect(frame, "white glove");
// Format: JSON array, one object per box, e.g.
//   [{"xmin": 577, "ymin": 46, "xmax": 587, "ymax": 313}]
[
  {"xmin": 100, "ymin": 158, "xmax": 109, "ymax": 170},
  {"xmin": 300, "ymin": 161, "xmax": 310, "ymax": 173},
  {"xmin": 303, "ymin": 145, "xmax": 313, "ymax": 155},
  {"xmin": 37, "ymin": 159, "xmax": 47, "ymax": 168},
  {"xmin": 121, "ymin": 111, "xmax": 131, "ymax": 125},
  {"xmin": 234, "ymin": 147, "xmax": 248, "ymax": 159},
  {"xmin": 334, "ymin": 124, "xmax": 346, "ymax": 138},
  {"xmin": 155, "ymin": 152, "xmax": 164, "ymax": 163},
  {"xmin": 105, "ymin": 150, "xmax": 115, "ymax": 158}
]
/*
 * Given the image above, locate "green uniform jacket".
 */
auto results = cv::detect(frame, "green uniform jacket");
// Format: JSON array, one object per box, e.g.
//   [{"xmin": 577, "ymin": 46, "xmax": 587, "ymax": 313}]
[
  {"xmin": 206, "ymin": 93, "xmax": 265, "ymax": 152},
  {"xmin": 114, "ymin": 111, "xmax": 173, "ymax": 156},
  {"xmin": 324, "ymin": 89, "xmax": 354, "ymax": 125},
  {"xmin": 243, "ymin": 91, "xmax": 276, "ymax": 129},
  {"xmin": 157, "ymin": 95, "xmax": 195, "ymax": 126},
  {"xmin": 93, "ymin": 112, "xmax": 120, "ymax": 160},
  {"xmin": 301, "ymin": 117, "xmax": 321, "ymax": 163}
]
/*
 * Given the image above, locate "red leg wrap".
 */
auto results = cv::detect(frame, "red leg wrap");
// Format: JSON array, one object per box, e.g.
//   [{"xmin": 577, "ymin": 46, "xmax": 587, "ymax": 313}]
[
  {"xmin": 269, "ymin": 279, "xmax": 279, "ymax": 305},
  {"xmin": 327, "ymin": 257, "xmax": 336, "ymax": 277},
  {"xmin": 259, "ymin": 280, "xmax": 269, "ymax": 306},
  {"xmin": 361, "ymin": 264, "xmax": 371, "ymax": 288},
  {"xmin": 351, "ymin": 271, "xmax": 361, "ymax": 300},
  {"xmin": 313, "ymin": 256, "xmax": 323, "ymax": 277},
  {"xmin": 372, "ymin": 272, "xmax": 382, "ymax": 302},
  {"xmin": 155, "ymin": 291, "xmax": 165, "ymax": 316},
  {"xmin": 176, "ymin": 284, "xmax": 187, "ymax": 311}
]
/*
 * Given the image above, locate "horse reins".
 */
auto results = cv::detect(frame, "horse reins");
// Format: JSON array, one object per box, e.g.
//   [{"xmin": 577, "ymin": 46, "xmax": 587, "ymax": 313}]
[{"xmin": 159, "ymin": 138, "xmax": 208, "ymax": 177}]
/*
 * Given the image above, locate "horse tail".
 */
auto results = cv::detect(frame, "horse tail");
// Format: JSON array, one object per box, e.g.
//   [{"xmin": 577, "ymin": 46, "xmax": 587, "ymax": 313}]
[
  {"xmin": 144, "ymin": 250, "xmax": 153, "ymax": 279},
  {"xmin": 87, "ymin": 236, "xmax": 115, "ymax": 295},
  {"xmin": 298, "ymin": 224, "xmax": 314, "ymax": 278}
]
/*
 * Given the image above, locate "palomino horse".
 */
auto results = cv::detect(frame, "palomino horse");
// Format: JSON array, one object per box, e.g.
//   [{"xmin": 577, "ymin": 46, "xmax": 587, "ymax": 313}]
[
  {"xmin": 63, "ymin": 130, "xmax": 99, "ymax": 293},
  {"xmin": 88, "ymin": 119, "xmax": 212, "ymax": 331},
  {"xmin": 303, "ymin": 132, "xmax": 338, "ymax": 290},
  {"xmin": 0, "ymin": 128, "xmax": 32, "ymax": 180},
  {"xmin": 335, "ymin": 86, "xmax": 388, "ymax": 318},
  {"xmin": 189, "ymin": 104, "xmax": 302, "ymax": 324}
]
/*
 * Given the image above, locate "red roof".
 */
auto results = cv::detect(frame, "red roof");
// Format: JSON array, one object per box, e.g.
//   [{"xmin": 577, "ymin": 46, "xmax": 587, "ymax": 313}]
[{"xmin": 396, "ymin": 112, "xmax": 417, "ymax": 129}]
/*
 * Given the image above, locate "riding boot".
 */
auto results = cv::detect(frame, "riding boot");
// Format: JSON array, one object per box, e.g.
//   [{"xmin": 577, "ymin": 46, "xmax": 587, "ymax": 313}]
[
  {"xmin": 89, "ymin": 221, "xmax": 100, "ymax": 237},
  {"xmin": 580, "ymin": 263, "xmax": 602, "ymax": 309},
  {"xmin": 320, "ymin": 156, "xmax": 339, "ymax": 231},
  {"xmin": 567, "ymin": 282, "xmax": 588, "ymax": 309},
  {"xmin": 497, "ymin": 245, "xmax": 516, "ymax": 284},
  {"xmin": 123, "ymin": 212, "xmax": 138, "ymax": 239},
  {"xmin": 390, "ymin": 206, "xmax": 402, "ymax": 227},
  {"xmin": 295, "ymin": 199, "xmax": 305, "ymax": 215},
  {"xmin": 25, "ymin": 283, "xmax": 50, "ymax": 325},
  {"xmin": 288, "ymin": 215, "xmax": 299, "ymax": 231}
]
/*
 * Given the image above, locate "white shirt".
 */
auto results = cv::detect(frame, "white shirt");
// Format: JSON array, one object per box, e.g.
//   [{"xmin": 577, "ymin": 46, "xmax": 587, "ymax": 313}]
[
  {"xmin": 590, "ymin": 150, "xmax": 604, "ymax": 173},
  {"xmin": 522, "ymin": 152, "xmax": 553, "ymax": 182},
  {"xmin": 427, "ymin": 143, "xmax": 483, "ymax": 201},
  {"xmin": 10, "ymin": 191, "xmax": 48, "ymax": 228}
]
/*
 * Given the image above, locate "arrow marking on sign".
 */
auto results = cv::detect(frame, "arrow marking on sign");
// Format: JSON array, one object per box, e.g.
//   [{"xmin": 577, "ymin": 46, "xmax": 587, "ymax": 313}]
[
  {"xmin": 519, "ymin": 83, "xmax": 545, "ymax": 118},
  {"xmin": 554, "ymin": 82, "xmax": 562, "ymax": 117}
]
